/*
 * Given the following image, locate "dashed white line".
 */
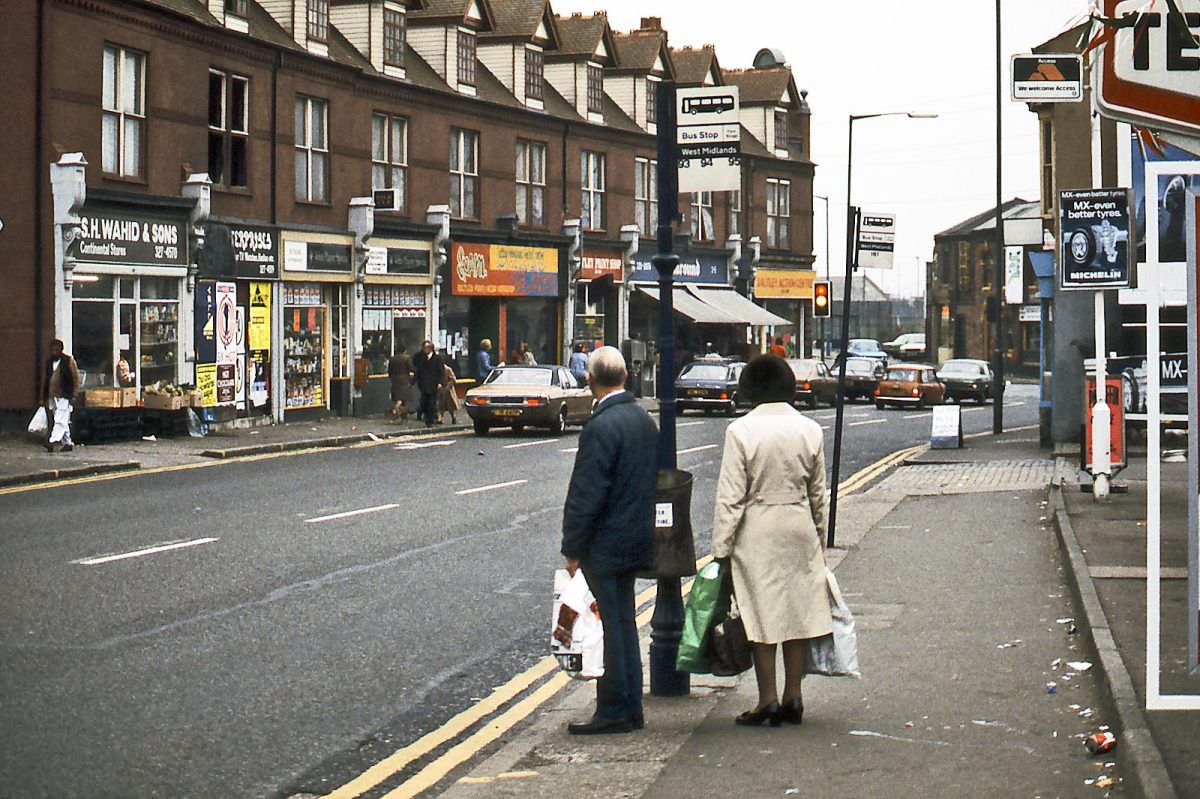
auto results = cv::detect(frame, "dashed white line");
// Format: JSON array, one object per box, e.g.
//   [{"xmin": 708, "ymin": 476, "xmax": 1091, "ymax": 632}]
[
  {"xmin": 456, "ymin": 479, "xmax": 528, "ymax": 495},
  {"xmin": 305, "ymin": 504, "xmax": 401, "ymax": 524},
  {"xmin": 560, "ymin": 447, "xmax": 579, "ymax": 454},
  {"xmin": 677, "ymin": 444, "xmax": 720, "ymax": 455},
  {"xmin": 815, "ymin": 413, "xmax": 838, "ymax": 420},
  {"xmin": 394, "ymin": 440, "xmax": 457, "ymax": 450},
  {"xmin": 849, "ymin": 418, "xmax": 887, "ymax": 427},
  {"xmin": 676, "ymin": 421, "xmax": 707, "ymax": 428},
  {"xmin": 904, "ymin": 413, "xmax": 932, "ymax": 420},
  {"xmin": 503, "ymin": 439, "xmax": 556, "ymax": 450},
  {"xmin": 1005, "ymin": 401, "xmax": 1025, "ymax": 408},
  {"xmin": 73, "ymin": 537, "xmax": 220, "ymax": 565}
]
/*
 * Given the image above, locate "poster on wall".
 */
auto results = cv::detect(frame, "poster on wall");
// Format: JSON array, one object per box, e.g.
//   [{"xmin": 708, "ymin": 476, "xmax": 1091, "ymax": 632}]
[
  {"xmin": 1187, "ymin": 189, "xmax": 1199, "ymax": 671},
  {"xmin": 196, "ymin": 363, "xmax": 217, "ymax": 407},
  {"xmin": 215, "ymin": 281, "xmax": 237, "ymax": 364},
  {"xmin": 1131, "ymin": 132, "xmax": 1200, "ymax": 266},
  {"xmin": 195, "ymin": 281, "xmax": 217, "ymax": 364},
  {"xmin": 248, "ymin": 282, "xmax": 271, "ymax": 353},
  {"xmin": 1058, "ymin": 188, "xmax": 1133, "ymax": 289}
]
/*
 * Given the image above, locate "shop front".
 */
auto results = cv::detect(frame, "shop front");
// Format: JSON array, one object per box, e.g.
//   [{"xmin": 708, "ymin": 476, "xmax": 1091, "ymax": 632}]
[
  {"xmin": 753, "ymin": 267, "xmax": 816, "ymax": 357},
  {"xmin": 577, "ymin": 245, "xmax": 627, "ymax": 348},
  {"xmin": 443, "ymin": 241, "xmax": 564, "ymax": 380},
  {"xmin": 358, "ymin": 237, "xmax": 434, "ymax": 416},
  {"xmin": 195, "ymin": 223, "xmax": 279, "ymax": 422},
  {"xmin": 69, "ymin": 199, "xmax": 190, "ymax": 394},
  {"xmin": 279, "ymin": 232, "xmax": 355, "ymax": 417}
]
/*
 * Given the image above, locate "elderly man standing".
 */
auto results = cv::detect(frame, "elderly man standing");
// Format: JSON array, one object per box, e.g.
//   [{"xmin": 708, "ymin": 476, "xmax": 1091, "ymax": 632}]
[
  {"xmin": 42, "ymin": 339, "xmax": 80, "ymax": 453},
  {"xmin": 561, "ymin": 346, "xmax": 657, "ymax": 734}
]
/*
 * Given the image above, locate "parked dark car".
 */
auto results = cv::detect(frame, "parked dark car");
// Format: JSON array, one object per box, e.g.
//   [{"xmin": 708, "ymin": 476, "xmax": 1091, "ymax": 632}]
[
  {"xmin": 842, "ymin": 356, "xmax": 886, "ymax": 402},
  {"xmin": 937, "ymin": 358, "xmax": 994, "ymax": 404},
  {"xmin": 787, "ymin": 358, "xmax": 838, "ymax": 408},
  {"xmin": 875, "ymin": 364, "xmax": 945, "ymax": 409},
  {"xmin": 675, "ymin": 360, "xmax": 747, "ymax": 416},
  {"xmin": 882, "ymin": 332, "xmax": 925, "ymax": 360},
  {"xmin": 847, "ymin": 338, "xmax": 888, "ymax": 364}
]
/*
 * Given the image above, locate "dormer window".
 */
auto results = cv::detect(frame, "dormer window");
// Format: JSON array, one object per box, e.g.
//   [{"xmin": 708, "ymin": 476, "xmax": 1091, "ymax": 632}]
[
  {"xmin": 646, "ymin": 79, "xmax": 657, "ymax": 125},
  {"xmin": 383, "ymin": 9, "xmax": 405, "ymax": 68},
  {"xmin": 307, "ymin": 0, "xmax": 328, "ymax": 41},
  {"xmin": 774, "ymin": 112, "xmax": 788, "ymax": 149},
  {"xmin": 526, "ymin": 49, "xmax": 544, "ymax": 101},
  {"xmin": 587, "ymin": 64, "xmax": 603, "ymax": 114},
  {"xmin": 224, "ymin": 0, "xmax": 246, "ymax": 15},
  {"xmin": 457, "ymin": 30, "xmax": 476, "ymax": 87}
]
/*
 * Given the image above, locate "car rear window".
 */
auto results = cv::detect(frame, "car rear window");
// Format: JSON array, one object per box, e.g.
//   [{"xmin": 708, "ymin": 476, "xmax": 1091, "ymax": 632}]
[
  {"xmin": 845, "ymin": 358, "xmax": 878, "ymax": 374},
  {"xmin": 940, "ymin": 363, "xmax": 984, "ymax": 376},
  {"xmin": 887, "ymin": 368, "xmax": 919, "ymax": 382},
  {"xmin": 484, "ymin": 368, "xmax": 552, "ymax": 386},
  {"xmin": 679, "ymin": 364, "xmax": 730, "ymax": 381},
  {"xmin": 787, "ymin": 360, "xmax": 820, "ymax": 379}
]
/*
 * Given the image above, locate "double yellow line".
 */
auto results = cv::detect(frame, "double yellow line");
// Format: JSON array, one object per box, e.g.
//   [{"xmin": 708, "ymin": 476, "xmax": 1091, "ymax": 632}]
[{"xmin": 326, "ymin": 443, "xmax": 921, "ymax": 799}]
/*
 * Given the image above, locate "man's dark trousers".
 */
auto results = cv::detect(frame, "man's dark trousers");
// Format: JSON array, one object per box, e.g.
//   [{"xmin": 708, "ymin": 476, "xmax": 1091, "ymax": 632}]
[
  {"xmin": 418, "ymin": 389, "xmax": 437, "ymax": 425},
  {"xmin": 584, "ymin": 567, "xmax": 641, "ymax": 721}
]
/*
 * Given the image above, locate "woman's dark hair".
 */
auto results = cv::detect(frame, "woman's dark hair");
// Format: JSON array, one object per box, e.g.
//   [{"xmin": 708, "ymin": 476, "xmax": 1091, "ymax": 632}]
[{"xmin": 739, "ymin": 354, "xmax": 795, "ymax": 406}]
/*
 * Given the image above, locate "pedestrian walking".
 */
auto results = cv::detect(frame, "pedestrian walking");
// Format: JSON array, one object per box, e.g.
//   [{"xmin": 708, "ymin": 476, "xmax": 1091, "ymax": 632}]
[
  {"xmin": 560, "ymin": 346, "xmax": 657, "ymax": 735},
  {"xmin": 711, "ymin": 353, "xmax": 832, "ymax": 727},
  {"xmin": 438, "ymin": 354, "xmax": 460, "ymax": 425},
  {"xmin": 769, "ymin": 337, "xmax": 787, "ymax": 359},
  {"xmin": 387, "ymin": 345, "xmax": 415, "ymax": 421},
  {"xmin": 515, "ymin": 341, "xmax": 536, "ymax": 365},
  {"xmin": 412, "ymin": 340, "xmax": 445, "ymax": 427},
  {"xmin": 568, "ymin": 343, "xmax": 589, "ymax": 387},
  {"xmin": 42, "ymin": 339, "xmax": 80, "ymax": 453},
  {"xmin": 476, "ymin": 338, "xmax": 496, "ymax": 380}
]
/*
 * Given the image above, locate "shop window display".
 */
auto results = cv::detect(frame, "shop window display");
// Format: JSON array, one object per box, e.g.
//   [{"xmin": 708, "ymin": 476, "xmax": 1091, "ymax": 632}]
[
  {"xmin": 284, "ymin": 284, "xmax": 325, "ymax": 409},
  {"xmin": 71, "ymin": 275, "xmax": 179, "ymax": 389}
]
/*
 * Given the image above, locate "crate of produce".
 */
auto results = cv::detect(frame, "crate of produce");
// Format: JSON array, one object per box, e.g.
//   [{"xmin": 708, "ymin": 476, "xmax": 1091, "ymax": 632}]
[
  {"xmin": 83, "ymin": 388, "xmax": 124, "ymax": 408},
  {"xmin": 142, "ymin": 392, "xmax": 183, "ymax": 411},
  {"xmin": 118, "ymin": 387, "xmax": 138, "ymax": 407}
]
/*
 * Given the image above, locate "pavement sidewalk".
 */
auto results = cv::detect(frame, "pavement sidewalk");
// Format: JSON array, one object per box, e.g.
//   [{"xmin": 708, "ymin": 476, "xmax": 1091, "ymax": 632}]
[{"xmin": 430, "ymin": 429, "xmax": 1148, "ymax": 799}]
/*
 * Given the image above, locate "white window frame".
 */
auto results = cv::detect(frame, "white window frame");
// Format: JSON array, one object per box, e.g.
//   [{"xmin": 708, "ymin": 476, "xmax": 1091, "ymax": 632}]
[
  {"xmin": 767, "ymin": 178, "xmax": 791, "ymax": 248},
  {"xmin": 307, "ymin": 0, "xmax": 329, "ymax": 41},
  {"xmin": 729, "ymin": 189, "xmax": 742, "ymax": 237},
  {"xmin": 581, "ymin": 150, "xmax": 606, "ymax": 231},
  {"xmin": 525, "ymin": 47, "xmax": 544, "ymax": 101},
  {"xmin": 450, "ymin": 128, "xmax": 479, "ymax": 219},
  {"xmin": 586, "ymin": 63, "xmax": 603, "ymax": 114},
  {"xmin": 383, "ymin": 7, "xmax": 405, "ymax": 68},
  {"xmin": 371, "ymin": 112, "xmax": 408, "ymax": 210},
  {"xmin": 634, "ymin": 157, "xmax": 657, "ymax": 236},
  {"xmin": 516, "ymin": 139, "xmax": 546, "ymax": 227},
  {"xmin": 690, "ymin": 191, "xmax": 714, "ymax": 241},
  {"xmin": 295, "ymin": 95, "xmax": 329, "ymax": 203},
  {"xmin": 102, "ymin": 44, "xmax": 146, "ymax": 178},
  {"xmin": 457, "ymin": 30, "xmax": 477, "ymax": 87}
]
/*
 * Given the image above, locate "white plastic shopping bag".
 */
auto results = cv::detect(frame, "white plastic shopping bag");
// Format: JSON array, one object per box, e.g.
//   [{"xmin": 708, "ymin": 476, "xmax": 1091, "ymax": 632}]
[
  {"xmin": 551, "ymin": 569, "xmax": 605, "ymax": 680},
  {"xmin": 806, "ymin": 569, "xmax": 861, "ymax": 678},
  {"xmin": 27, "ymin": 407, "xmax": 48, "ymax": 435}
]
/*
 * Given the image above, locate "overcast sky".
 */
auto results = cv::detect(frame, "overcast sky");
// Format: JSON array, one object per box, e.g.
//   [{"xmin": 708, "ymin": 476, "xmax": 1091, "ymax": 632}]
[{"xmin": 554, "ymin": 0, "xmax": 1090, "ymax": 298}]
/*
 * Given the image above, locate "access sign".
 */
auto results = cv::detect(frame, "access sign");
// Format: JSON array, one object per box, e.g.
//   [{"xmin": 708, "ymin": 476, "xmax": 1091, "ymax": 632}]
[
  {"xmin": 1011, "ymin": 54, "xmax": 1083, "ymax": 102},
  {"xmin": 857, "ymin": 213, "xmax": 896, "ymax": 269},
  {"xmin": 676, "ymin": 86, "xmax": 741, "ymax": 193},
  {"xmin": 1096, "ymin": 0, "xmax": 1200, "ymax": 137}
]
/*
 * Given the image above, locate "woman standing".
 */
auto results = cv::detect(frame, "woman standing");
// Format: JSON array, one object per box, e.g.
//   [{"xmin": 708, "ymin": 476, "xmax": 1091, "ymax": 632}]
[
  {"xmin": 438, "ymin": 353, "xmax": 461, "ymax": 425},
  {"xmin": 387, "ymin": 345, "xmax": 415, "ymax": 421},
  {"xmin": 711, "ymin": 354, "xmax": 832, "ymax": 727}
]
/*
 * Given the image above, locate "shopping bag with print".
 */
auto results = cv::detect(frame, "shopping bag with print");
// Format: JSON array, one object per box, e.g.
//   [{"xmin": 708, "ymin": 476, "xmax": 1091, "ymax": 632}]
[
  {"xmin": 550, "ymin": 569, "xmax": 604, "ymax": 680},
  {"xmin": 806, "ymin": 569, "xmax": 861, "ymax": 678}
]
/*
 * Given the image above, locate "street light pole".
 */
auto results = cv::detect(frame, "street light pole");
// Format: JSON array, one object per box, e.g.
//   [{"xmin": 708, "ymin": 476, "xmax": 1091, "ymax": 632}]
[
  {"xmin": 992, "ymin": 0, "xmax": 1006, "ymax": 435},
  {"xmin": 827, "ymin": 111, "xmax": 937, "ymax": 550}
]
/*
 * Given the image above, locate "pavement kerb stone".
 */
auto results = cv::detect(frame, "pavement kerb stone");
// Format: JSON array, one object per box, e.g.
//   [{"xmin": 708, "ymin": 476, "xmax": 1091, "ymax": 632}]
[
  {"xmin": 0, "ymin": 460, "xmax": 141, "ymax": 488},
  {"xmin": 199, "ymin": 425, "xmax": 470, "ymax": 458},
  {"xmin": 1050, "ymin": 479, "xmax": 1179, "ymax": 799}
]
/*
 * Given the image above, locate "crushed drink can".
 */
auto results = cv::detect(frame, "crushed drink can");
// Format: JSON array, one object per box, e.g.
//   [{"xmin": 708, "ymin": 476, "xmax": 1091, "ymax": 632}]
[
  {"xmin": 1085, "ymin": 731, "xmax": 1117, "ymax": 754},
  {"xmin": 1045, "ymin": 682, "xmax": 1058, "ymax": 694}
]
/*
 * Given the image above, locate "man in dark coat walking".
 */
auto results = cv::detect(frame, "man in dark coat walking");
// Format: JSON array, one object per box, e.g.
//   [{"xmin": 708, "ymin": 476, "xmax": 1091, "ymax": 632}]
[
  {"xmin": 42, "ymin": 338, "xmax": 80, "ymax": 452},
  {"xmin": 412, "ymin": 340, "xmax": 444, "ymax": 427},
  {"xmin": 561, "ymin": 346, "xmax": 657, "ymax": 734}
]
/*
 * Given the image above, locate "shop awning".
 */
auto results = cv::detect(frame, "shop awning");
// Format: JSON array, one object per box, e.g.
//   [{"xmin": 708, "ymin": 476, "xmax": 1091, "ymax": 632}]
[
  {"xmin": 635, "ymin": 285, "xmax": 740, "ymax": 324},
  {"xmin": 687, "ymin": 286, "xmax": 792, "ymax": 326}
]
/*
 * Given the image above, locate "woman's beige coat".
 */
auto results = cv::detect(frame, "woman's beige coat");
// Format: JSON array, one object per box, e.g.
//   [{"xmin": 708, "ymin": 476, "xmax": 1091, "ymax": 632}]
[{"xmin": 711, "ymin": 402, "xmax": 833, "ymax": 644}]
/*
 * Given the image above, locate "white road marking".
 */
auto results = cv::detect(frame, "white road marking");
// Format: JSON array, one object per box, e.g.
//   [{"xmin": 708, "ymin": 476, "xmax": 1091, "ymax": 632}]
[
  {"xmin": 1005, "ymin": 401, "xmax": 1025, "ymax": 407},
  {"xmin": 560, "ymin": 447, "xmax": 579, "ymax": 454},
  {"xmin": 394, "ymin": 440, "xmax": 457, "ymax": 450},
  {"xmin": 73, "ymin": 537, "xmax": 220, "ymax": 565},
  {"xmin": 305, "ymin": 504, "xmax": 401, "ymax": 524},
  {"xmin": 821, "ymin": 424, "xmax": 832, "ymax": 430},
  {"xmin": 677, "ymin": 444, "xmax": 720, "ymax": 455},
  {"xmin": 503, "ymin": 439, "xmax": 556, "ymax": 450},
  {"xmin": 849, "ymin": 419, "xmax": 887, "ymax": 427},
  {"xmin": 456, "ymin": 479, "xmax": 528, "ymax": 495},
  {"xmin": 815, "ymin": 413, "xmax": 838, "ymax": 420},
  {"xmin": 962, "ymin": 406, "xmax": 990, "ymax": 412},
  {"xmin": 904, "ymin": 413, "xmax": 932, "ymax": 420},
  {"xmin": 676, "ymin": 421, "xmax": 707, "ymax": 428}
]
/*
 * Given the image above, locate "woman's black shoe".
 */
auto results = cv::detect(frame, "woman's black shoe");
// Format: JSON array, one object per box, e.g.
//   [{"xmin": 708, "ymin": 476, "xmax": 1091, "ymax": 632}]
[
  {"xmin": 735, "ymin": 701, "xmax": 782, "ymax": 727},
  {"xmin": 780, "ymin": 698, "xmax": 804, "ymax": 725}
]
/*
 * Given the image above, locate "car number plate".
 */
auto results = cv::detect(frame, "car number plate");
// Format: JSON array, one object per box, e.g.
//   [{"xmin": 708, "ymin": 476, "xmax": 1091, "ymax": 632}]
[
  {"xmin": 493, "ymin": 409, "xmax": 522, "ymax": 417},
  {"xmin": 689, "ymin": 389, "xmax": 706, "ymax": 396}
]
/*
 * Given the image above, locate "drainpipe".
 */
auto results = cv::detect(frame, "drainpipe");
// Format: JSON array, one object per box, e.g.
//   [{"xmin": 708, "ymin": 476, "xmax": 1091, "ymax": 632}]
[
  {"xmin": 349, "ymin": 196, "xmax": 375, "ymax": 417},
  {"xmin": 561, "ymin": 217, "xmax": 581, "ymax": 364},
  {"xmin": 49, "ymin": 153, "xmax": 87, "ymax": 351},
  {"xmin": 34, "ymin": 0, "xmax": 47, "ymax": 400},
  {"xmin": 619, "ymin": 224, "xmax": 640, "ymax": 346},
  {"xmin": 426, "ymin": 204, "xmax": 450, "ymax": 346}
]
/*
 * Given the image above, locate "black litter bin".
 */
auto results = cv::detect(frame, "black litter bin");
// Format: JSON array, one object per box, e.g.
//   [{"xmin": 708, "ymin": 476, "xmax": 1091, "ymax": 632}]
[{"xmin": 640, "ymin": 468, "xmax": 698, "ymax": 579}]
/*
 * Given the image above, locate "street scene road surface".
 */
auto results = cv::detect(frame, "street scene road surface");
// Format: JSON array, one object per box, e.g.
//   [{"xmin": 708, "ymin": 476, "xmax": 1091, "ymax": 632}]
[{"xmin": 0, "ymin": 390, "xmax": 1040, "ymax": 797}]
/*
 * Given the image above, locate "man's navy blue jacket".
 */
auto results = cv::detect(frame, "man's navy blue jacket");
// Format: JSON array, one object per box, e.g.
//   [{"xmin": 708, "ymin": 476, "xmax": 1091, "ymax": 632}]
[{"xmin": 561, "ymin": 393, "xmax": 657, "ymax": 576}]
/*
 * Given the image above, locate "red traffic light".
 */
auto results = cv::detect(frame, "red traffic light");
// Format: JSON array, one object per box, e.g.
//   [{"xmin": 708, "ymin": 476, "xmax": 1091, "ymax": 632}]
[{"xmin": 813, "ymin": 281, "xmax": 831, "ymax": 318}]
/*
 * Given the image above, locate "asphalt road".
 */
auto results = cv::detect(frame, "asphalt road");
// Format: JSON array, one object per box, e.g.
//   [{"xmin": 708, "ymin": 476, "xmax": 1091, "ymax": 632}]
[{"xmin": 0, "ymin": 386, "xmax": 1039, "ymax": 798}]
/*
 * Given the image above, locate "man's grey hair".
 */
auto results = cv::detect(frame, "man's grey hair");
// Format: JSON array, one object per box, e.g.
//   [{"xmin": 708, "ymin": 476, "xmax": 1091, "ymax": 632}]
[{"xmin": 587, "ymin": 346, "xmax": 628, "ymax": 388}]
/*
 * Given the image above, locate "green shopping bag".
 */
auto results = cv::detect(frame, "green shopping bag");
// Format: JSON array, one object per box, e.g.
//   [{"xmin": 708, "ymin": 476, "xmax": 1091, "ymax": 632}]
[{"xmin": 676, "ymin": 560, "xmax": 731, "ymax": 674}]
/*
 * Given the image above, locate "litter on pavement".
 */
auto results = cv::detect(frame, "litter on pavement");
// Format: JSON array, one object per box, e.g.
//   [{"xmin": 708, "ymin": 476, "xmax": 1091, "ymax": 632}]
[
  {"xmin": 996, "ymin": 639, "xmax": 1023, "ymax": 649},
  {"xmin": 1067, "ymin": 661, "xmax": 1093, "ymax": 672}
]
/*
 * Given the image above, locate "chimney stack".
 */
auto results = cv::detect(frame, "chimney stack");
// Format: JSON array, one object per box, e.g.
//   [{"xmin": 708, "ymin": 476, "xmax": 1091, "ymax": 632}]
[{"xmin": 640, "ymin": 16, "xmax": 662, "ymax": 30}]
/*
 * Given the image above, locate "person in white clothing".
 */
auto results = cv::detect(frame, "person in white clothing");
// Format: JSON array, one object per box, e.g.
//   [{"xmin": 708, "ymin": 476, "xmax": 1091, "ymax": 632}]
[{"xmin": 42, "ymin": 339, "xmax": 80, "ymax": 453}]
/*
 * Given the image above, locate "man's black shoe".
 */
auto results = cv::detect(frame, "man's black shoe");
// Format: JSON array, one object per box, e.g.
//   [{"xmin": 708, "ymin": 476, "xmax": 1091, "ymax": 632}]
[
  {"xmin": 567, "ymin": 716, "xmax": 633, "ymax": 735},
  {"xmin": 632, "ymin": 714, "xmax": 644, "ymax": 730}
]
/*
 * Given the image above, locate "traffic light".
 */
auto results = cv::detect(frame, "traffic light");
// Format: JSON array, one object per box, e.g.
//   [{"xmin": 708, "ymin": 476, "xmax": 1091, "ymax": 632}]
[{"xmin": 813, "ymin": 280, "xmax": 831, "ymax": 318}]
